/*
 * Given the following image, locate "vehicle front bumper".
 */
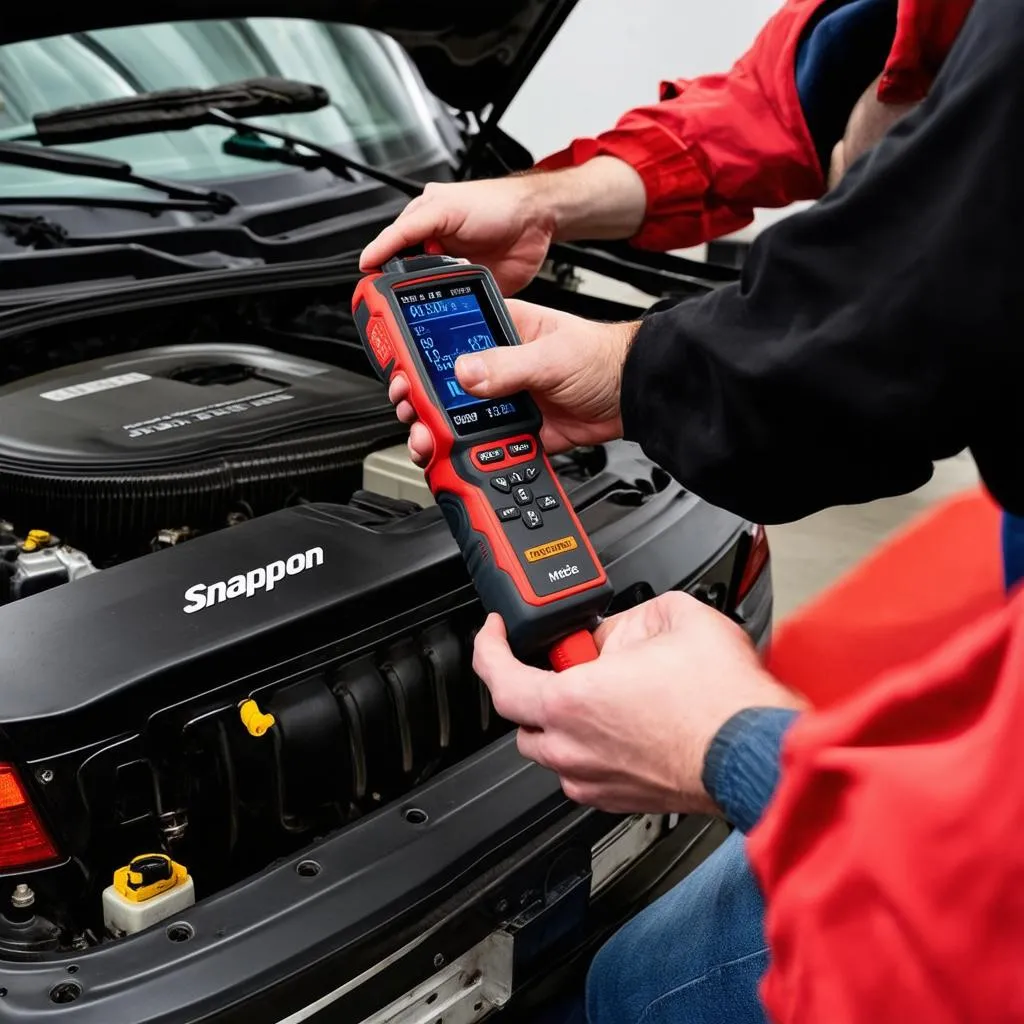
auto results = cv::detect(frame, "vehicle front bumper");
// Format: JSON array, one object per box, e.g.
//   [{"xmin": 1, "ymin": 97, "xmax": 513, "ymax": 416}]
[{"xmin": 0, "ymin": 748, "xmax": 728, "ymax": 1023}]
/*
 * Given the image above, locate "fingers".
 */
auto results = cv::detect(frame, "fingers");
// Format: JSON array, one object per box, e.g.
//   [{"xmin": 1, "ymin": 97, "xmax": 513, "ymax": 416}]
[
  {"xmin": 360, "ymin": 202, "xmax": 446, "ymax": 271},
  {"xmin": 473, "ymin": 614, "xmax": 550, "ymax": 728},
  {"xmin": 591, "ymin": 591, "xmax": 708, "ymax": 652},
  {"xmin": 504, "ymin": 298, "xmax": 573, "ymax": 344},
  {"xmin": 387, "ymin": 375, "xmax": 417, "ymax": 425},
  {"xmin": 455, "ymin": 340, "xmax": 558, "ymax": 399},
  {"xmin": 516, "ymin": 726, "xmax": 546, "ymax": 766},
  {"xmin": 408, "ymin": 421, "xmax": 433, "ymax": 464},
  {"xmin": 388, "ymin": 374, "xmax": 410, "ymax": 405},
  {"xmin": 504, "ymin": 298, "xmax": 549, "ymax": 342}
]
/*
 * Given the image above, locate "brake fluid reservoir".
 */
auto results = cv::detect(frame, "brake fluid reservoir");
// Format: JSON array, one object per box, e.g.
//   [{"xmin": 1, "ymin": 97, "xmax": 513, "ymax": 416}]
[{"xmin": 102, "ymin": 854, "xmax": 195, "ymax": 937}]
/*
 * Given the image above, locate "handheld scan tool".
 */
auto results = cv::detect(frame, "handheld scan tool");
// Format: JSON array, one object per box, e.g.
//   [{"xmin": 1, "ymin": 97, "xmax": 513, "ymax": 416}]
[{"xmin": 353, "ymin": 255, "xmax": 612, "ymax": 669}]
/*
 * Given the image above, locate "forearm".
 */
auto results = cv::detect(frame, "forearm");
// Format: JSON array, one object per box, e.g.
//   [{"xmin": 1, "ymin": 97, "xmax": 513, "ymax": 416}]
[
  {"xmin": 532, "ymin": 1, "xmax": 829, "ymax": 252},
  {"xmin": 523, "ymin": 157, "xmax": 647, "ymax": 243}
]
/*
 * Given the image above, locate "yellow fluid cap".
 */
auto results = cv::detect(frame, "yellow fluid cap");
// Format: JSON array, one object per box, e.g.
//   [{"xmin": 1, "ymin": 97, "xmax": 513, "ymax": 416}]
[
  {"xmin": 22, "ymin": 529, "xmax": 51, "ymax": 553},
  {"xmin": 239, "ymin": 699, "xmax": 275, "ymax": 737},
  {"xmin": 113, "ymin": 854, "xmax": 189, "ymax": 903}
]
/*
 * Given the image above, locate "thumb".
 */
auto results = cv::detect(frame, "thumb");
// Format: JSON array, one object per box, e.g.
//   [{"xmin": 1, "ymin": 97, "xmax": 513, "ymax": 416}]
[{"xmin": 455, "ymin": 341, "xmax": 558, "ymax": 398}]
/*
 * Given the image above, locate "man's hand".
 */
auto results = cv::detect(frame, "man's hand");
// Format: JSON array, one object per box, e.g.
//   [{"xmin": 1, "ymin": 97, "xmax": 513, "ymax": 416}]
[
  {"xmin": 359, "ymin": 158, "xmax": 647, "ymax": 295},
  {"xmin": 360, "ymin": 177, "xmax": 557, "ymax": 295},
  {"xmin": 391, "ymin": 299, "xmax": 638, "ymax": 466},
  {"xmin": 474, "ymin": 592, "xmax": 803, "ymax": 815}
]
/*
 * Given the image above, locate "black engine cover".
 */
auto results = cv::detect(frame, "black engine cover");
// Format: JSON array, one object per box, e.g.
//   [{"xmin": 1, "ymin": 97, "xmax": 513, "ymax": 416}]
[{"xmin": 0, "ymin": 344, "xmax": 404, "ymax": 551}]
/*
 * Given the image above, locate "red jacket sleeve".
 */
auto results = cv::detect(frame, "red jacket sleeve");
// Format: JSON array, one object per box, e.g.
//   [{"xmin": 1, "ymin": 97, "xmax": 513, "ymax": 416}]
[
  {"xmin": 748, "ymin": 587, "xmax": 1024, "ymax": 1023},
  {"xmin": 535, "ymin": 0, "xmax": 829, "ymax": 251}
]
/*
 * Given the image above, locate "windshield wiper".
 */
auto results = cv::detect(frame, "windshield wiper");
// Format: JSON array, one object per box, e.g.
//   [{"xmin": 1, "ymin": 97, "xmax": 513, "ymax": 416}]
[
  {"xmin": 0, "ymin": 141, "xmax": 237, "ymax": 212},
  {"xmin": 19, "ymin": 78, "xmax": 425, "ymax": 202}
]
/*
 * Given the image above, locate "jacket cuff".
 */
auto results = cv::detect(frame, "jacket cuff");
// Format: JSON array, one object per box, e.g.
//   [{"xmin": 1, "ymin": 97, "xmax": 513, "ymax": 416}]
[
  {"xmin": 701, "ymin": 707, "xmax": 800, "ymax": 833},
  {"xmin": 535, "ymin": 123, "xmax": 713, "ymax": 251}
]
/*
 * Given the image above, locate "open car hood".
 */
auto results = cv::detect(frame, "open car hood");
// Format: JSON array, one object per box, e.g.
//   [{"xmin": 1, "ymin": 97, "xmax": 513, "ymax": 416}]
[{"xmin": 0, "ymin": 0, "xmax": 578, "ymax": 115}]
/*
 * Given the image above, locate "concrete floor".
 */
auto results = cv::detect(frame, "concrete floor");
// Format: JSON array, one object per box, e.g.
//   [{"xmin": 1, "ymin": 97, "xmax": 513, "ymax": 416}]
[
  {"xmin": 577, "ymin": 270, "xmax": 982, "ymax": 621},
  {"xmin": 768, "ymin": 452, "xmax": 979, "ymax": 620}
]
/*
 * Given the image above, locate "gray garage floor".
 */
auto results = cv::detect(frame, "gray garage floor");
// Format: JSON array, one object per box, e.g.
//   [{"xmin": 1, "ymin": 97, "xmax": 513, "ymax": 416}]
[
  {"xmin": 767, "ymin": 451, "xmax": 980, "ymax": 620},
  {"xmin": 579, "ymin": 272, "xmax": 982, "ymax": 621}
]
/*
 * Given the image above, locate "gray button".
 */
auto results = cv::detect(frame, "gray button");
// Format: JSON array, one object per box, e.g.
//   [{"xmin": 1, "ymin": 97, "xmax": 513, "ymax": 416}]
[
  {"xmin": 508, "ymin": 439, "xmax": 534, "ymax": 457},
  {"xmin": 523, "ymin": 509, "xmax": 544, "ymax": 530},
  {"xmin": 497, "ymin": 506, "xmax": 521, "ymax": 522},
  {"xmin": 476, "ymin": 447, "xmax": 505, "ymax": 465},
  {"xmin": 513, "ymin": 486, "xmax": 533, "ymax": 506},
  {"xmin": 490, "ymin": 475, "xmax": 511, "ymax": 493},
  {"xmin": 508, "ymin": 470, "xmax": 524, "ymax": 485},
  {"xmin": 536, "ymin": 495, "xmax": 559, "ymax": 511},
  {"xmin": 523, "ymin": 465, "xmax": 539, "ymax": 483}
]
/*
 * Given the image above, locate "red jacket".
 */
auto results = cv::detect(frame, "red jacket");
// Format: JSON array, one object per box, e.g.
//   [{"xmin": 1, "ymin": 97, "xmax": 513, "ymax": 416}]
[
  {"xmin": 749, "ymin": 588, "xmax": 1024, "ymax": 1022},
  {"xmin": 537, "ymin": 0, "xmax": 974, "ymax": 250}
]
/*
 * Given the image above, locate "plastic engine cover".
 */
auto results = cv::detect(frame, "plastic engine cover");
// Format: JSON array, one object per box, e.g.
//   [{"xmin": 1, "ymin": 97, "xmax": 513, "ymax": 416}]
[{"xmin": 0, "ymin": 343, "xmax": 404, "ymax": 548}]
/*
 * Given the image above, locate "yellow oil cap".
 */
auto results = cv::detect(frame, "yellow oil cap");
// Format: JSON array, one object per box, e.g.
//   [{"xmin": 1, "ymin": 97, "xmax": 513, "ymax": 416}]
[
  {"xmin": 239, "ymin": 699, "xmax": 275, "ymax": 737},
  {"xmin": 113, "ymin": 854, "xmax": 188, "ymax": 903},
  {"xmin": 22, "ymin": 529, "xmax": 51, "ymax": 552}
]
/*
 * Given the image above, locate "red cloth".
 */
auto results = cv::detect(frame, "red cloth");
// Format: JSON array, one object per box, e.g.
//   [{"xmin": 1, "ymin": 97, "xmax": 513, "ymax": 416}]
[
  {"xmin": 537, "ymin": 0, "xmax": 974, "ymax": 251},
  {"xmin": 768, "ymin": 489, "xmax": 1005, "ymax": 709},
  {"xmin": 749, "ymin": 587, "xmax": 1024, "ymax": 1022}
]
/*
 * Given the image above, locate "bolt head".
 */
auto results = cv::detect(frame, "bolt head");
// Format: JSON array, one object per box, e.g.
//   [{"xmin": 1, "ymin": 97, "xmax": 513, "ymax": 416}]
[
  {"xmin": 10, "ymin": 883, "xmax": 35, "ymax": 909},
  {"xmin": 433, "ymin": 953, "xmax": 445, "ymax": 969},
  {"xmin": 37, "ymin": 769, "xmax": 54, "ymax": 785}
]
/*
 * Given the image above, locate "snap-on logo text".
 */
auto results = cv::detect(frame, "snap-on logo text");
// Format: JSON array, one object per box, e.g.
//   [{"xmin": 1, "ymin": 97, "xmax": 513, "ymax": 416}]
[{"xmin": 183, "ymin": 547, "xmax": 324, "ymax": 614}]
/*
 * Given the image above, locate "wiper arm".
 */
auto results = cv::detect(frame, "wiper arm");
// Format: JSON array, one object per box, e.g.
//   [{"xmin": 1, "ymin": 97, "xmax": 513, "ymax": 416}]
[
  {"xmin": 22, "ymin": 78, "xmax": 424, "ymax": 201},
  {"xmin": 211, "ymin": 110, "xmax": 423, "ymax": 198},
  {"xmin": 0, "ymin": 141, "xmax": 237, "ymax": 211}
]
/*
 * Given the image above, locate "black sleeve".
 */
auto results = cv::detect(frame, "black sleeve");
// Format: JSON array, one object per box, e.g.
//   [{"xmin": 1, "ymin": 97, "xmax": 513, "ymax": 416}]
[{"xmin": 620, "ymin": 0, "xmax": 1024, "ymax": 525}]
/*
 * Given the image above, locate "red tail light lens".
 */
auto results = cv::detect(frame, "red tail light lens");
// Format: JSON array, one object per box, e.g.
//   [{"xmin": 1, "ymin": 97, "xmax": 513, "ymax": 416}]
[
  {"xmin": 736, "ymin": 524, "xmax": 770, "ymax": 602},
  {"xmin": 0, "ymin": 764, "xmax": 58, "ymax": 871}
]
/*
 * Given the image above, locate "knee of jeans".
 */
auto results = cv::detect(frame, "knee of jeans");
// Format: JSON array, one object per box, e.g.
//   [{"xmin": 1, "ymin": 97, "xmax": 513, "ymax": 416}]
[
  {"xmin": 585, "ymin": 834, "xmax": 765, "ymax": 1024},
  {"xmin": 586, "ymin": 930, "xmax": 640, "ymax": 1024},
  {"xmin": 585, "ymin": 897, "xmax": 682, "ymax": 1024}
]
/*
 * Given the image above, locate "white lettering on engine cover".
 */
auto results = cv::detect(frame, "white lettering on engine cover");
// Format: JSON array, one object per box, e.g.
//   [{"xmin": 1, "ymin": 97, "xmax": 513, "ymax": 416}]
[
  {"xmin": 547, "ymin": 562, "xmax": 581, "ymax": 584},
  {"xmin": 182, "ymin": 547, "xmax": 324, "ymax": 614},
  {"xmin": 40, "ymin": 371, "xmax": 151, "ymax": 403}
]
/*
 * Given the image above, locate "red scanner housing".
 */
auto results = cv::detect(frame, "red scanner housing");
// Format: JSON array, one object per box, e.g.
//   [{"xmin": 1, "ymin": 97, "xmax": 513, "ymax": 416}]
[{"xmin": 353, "ymin": 256, "xmax": 612, "ymax": 660}]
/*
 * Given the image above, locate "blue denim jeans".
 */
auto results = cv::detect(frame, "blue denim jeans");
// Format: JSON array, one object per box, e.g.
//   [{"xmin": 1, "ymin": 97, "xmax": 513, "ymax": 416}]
[
  {"xmin": 585, "ymin": 831, "xmax": 769, "ymax": 1024},
  {"xmin": 1002, "ymin": 513, "xmax": 1024, "ymax": 591}
]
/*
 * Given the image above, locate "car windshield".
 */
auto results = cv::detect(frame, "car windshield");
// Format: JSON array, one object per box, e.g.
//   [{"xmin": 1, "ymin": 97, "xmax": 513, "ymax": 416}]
[{"xmin": 0, "ymin": 18, "xmax": 452, "ymax": 198}]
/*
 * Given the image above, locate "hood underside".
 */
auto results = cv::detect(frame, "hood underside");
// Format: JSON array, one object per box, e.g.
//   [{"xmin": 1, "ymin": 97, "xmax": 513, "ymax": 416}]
[{"xmin": 0, "ymin": 0, "xmax": 578, "ymax": 114}]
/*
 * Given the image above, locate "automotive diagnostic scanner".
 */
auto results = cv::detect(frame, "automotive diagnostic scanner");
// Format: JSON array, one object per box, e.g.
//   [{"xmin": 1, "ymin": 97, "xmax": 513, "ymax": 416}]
[{"xmin": 353, "ymin": 255, "xmax": 612, "ymax": 669}]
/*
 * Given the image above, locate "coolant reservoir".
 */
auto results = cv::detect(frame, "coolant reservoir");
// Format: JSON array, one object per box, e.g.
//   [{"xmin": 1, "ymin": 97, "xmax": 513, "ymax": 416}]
[{"xmin": 102, "ymin": 854, "xmax": 195, "ymax": 936}]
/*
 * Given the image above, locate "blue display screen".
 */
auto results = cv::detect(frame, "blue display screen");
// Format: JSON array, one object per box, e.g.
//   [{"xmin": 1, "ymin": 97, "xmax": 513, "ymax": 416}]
[{"xmin": 396, "ymin": 277, "xmax": 530, "ymax": 435}]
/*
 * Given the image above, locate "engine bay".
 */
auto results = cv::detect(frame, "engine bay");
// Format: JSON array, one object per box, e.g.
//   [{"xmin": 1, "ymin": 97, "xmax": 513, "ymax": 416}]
[
  {"xmin": 0, "ymin": 286, "xmax": 411, "ymax": 574},
  {"xmin": 0, "ymin": 279, "xmax": 761, "ymax": 961}
]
